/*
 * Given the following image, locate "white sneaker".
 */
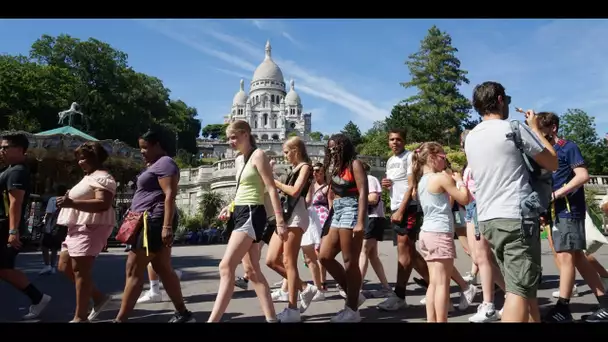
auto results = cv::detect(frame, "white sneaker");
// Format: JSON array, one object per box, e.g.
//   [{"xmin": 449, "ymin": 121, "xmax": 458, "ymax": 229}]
[
  {"xmin": 330, "ymin": 306, "xmax": 361, "ymax": 323},
  {"xmin": 136, "ymin": 290, "xmax": 162, "ymax": 304},
  {"xmin": 458, "ymin": 284, "xmax": 477, "ymax": 311},
  {"xmin": 272, "ymin": 280, "xmax": 284, "ymax": 288},
  {"xmin": 357, "ymin": 292, "xmax": 367, "ymax": 308},
  {"xmin": 551, "ymin": 285, "xmax": 579, "ymax": 299},
  {"xmin": 468, "ymin": 302, "xmax": 499, "ymax": 323},
  {"xmin": 271, "ymin": 289, "xmax": 289, "ymax": 302},
  {"xmin": 463, "ymin": 272, "xmax": 478, "ymax": 284},
  {"xmin": 88, "ymin": 295, "xmax": 112, "ymax": 321},
  {"xmin": 299, "ymin": 284, "xmax": 318, "ymax": 313},
  {"xmin": 337, "ymin": 284, "xmax": 347, "ymax": 299},
  {"xmin": 39, "ymin": 266, "xmax": 53, "ymax": 276},
  {"xmin": 277, "ymin": 307, "xmax": 301, "ymax": 323},
  {"xmin": 174, "ymin": 269, "xmax": 183, "ymax": 280},
  {"xmin": 312, "ymin": 291, "xmax": 326, "ymax": 302},
  {"xmin": 498, "ymin": 307, "xmax": 504, "ymax": 319},
  {"xmin": 23, "ymin": 294, "xmax": 52, "ymax": 320},
  {"xmin": 377, "ymin": 293, "xmax": 407, "ymax": 311}
]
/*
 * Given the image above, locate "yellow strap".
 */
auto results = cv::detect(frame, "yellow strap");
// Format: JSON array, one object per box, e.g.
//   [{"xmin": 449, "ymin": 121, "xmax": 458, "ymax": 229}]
[
  {"xmin": 142, "ymin": 211, "xmax": 149, "ymax": 257},
  {"xmin": 229, "ymin": 201, "xmax": 235, "ymax": 213}
]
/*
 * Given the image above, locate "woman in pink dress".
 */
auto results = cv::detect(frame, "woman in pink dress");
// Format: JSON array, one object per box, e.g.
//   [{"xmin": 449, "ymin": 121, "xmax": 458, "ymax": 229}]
[{"xmin": 56, "ymin": 142, "xmax": 117, "ymax": 322}]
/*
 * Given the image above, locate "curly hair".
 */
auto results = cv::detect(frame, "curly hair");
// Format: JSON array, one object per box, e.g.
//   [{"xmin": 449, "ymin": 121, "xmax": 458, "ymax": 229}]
[
  {"xmin": 74, "ymin": 141, "xmax": 109, "ymax": 169},
  {"xmin": 323, "ymin": 133, "xmax": 357, "ymax": 178}
]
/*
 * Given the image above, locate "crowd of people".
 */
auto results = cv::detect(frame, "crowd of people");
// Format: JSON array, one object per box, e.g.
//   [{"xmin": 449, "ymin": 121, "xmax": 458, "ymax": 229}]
[{"xmin": 1, "ymin": 80, "xmax": 608, "ymax": 323}]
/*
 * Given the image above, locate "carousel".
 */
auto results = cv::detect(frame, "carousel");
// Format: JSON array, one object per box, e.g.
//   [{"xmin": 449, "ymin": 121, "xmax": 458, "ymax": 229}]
[{"xmin": 1, "ymin": 103, "xmax": 144, "ymax": 241}]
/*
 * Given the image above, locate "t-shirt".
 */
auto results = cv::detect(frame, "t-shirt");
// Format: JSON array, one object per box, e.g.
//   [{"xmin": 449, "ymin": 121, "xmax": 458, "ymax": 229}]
[
  {"xmin": 44, "ymin": 196, "xmax": 58, "ymax": 233},
  {"xmin": 0, "ymin": 164, "xmax": 31, "ymax": 234},
  {"xmin": 465, "ymin": 120, "xmax": 545, "ymax": 222},
  {"xmin": 552, "ymin": 139, "xmax": 586, "ymax": 220},
  {"xmin": 367, "ymin": 175, "xmax": 384, "ymax": 218},
  {"xmin": 130, "ymin": 156, "xmax": 179, "ymax": 218},
  {"xmin": 385, "ymin": 150, "xmax": 416, "ymax": 211}
]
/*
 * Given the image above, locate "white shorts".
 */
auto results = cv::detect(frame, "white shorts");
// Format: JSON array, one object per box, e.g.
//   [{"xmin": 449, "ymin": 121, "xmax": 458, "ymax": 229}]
[
  {"xmin": 286, "ymin": 198, "xmax": 309, "ymax": 231},
  {"xmin": 302, "ymin": 207, "xmax": 322, "ymax": 248}
]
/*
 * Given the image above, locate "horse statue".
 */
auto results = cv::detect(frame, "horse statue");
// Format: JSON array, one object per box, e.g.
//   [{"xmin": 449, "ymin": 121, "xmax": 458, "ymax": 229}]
[{"xmin": 58, "ymin": 102, "xmax": 83, "ymax": 126}]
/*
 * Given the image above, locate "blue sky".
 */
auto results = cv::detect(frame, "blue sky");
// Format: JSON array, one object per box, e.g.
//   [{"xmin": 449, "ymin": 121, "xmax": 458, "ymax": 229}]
[{"xmin": 1, "ymin": 19, "xmax": 607, "ymax": 138}]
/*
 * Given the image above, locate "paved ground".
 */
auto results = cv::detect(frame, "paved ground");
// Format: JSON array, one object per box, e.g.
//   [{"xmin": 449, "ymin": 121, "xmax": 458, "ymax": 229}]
[{"xmin": 1, "ymin": 240, "xmax": 606, "ymax": 322}]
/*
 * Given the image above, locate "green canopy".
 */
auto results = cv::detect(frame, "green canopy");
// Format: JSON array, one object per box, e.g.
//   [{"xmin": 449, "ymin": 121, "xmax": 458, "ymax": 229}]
[{"xmin": 35, "ymin": 126, "xmax": 98, "ymax": 141}]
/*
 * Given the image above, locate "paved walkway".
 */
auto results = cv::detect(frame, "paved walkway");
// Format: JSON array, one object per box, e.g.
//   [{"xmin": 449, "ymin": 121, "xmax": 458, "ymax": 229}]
[{"xmin": 1, "ymin": 240, "xmax": 606, "ymax": 322}]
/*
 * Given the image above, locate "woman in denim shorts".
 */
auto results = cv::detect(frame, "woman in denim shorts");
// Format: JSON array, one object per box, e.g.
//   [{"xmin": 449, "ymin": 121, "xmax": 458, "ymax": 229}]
[{"xmin": 318, "ymin": 134, "xmax": 368, "ymax": 323}]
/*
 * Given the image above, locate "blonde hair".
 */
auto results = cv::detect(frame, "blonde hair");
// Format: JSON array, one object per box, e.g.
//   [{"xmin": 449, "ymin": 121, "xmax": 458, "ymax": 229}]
[
  {"xmin": 284, "ymin": 136, "xmax": 311, "ymax": 164},
  {"xmin": 410, "ymin": 142, "xmax": 444, "ymax": 194},
  {"xmin": 226, "ymin": 120, "xmax": 256, "ymax": 148}
]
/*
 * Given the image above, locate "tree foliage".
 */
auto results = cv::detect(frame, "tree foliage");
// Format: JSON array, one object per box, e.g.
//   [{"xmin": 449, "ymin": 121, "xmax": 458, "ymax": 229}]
[
  {"xmin": 387, "ymin": 26, "xmax": 472, "ymax": 145},
  {"xmin": 341, "ymin": 121, "xmax": 363, "ymax": 147},
  {"xmin": 198, "ymin": 191, "xmax": 226, "ymax": 227},
  {"xmin": 309, "ymin": 131, "xmax": 323, "ymax": 142},
  {"xmin": 560, "ymin": 108, "xmax": 608, "ymax": 175},
  {"xmin": 202, "ymin": 123, "xmax": 229, "ymax": 140},
  {"xmin": 0, "ymin": 34, "xmax": 201, "ymax": 157}
]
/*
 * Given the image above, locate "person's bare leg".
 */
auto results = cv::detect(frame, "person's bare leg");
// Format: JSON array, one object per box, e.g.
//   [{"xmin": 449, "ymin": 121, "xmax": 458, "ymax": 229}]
[
  {"xmin": 587, "ymin": 254, "xmax": 608, "ymax": 278},
  {"xmin": 57, "ymin": 251, "xmax": 105, "ymax": 305},
  {"xmin": 302, "ymin": 245, "xmax": 322, "ymax": 288},
  {"xmin": 150, "ymin": 248, "xmax": 187, "ymax": 313},
  {"xmin": 242, "ymin": 242, "xmax": 277, "ymax": 321},
  {"xmin": 115, "ymin": 250, "xmax": 154, "ymax": 322}
]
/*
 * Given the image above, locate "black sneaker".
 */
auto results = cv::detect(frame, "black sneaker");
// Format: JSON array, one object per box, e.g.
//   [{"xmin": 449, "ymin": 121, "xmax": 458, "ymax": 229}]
[
  {"xmin": 584, "ymin": 307, "xmax": 608, "ymax": 322},
  {"xmin": 413, "ymin": 277, "xmax": 429, "ymax": 289},
  {"xmin": 235, "ymin": 277, "xmax": 249, "ymax": 290},
  {"xmin": 543, "ymin": 304, "xmax": 573, "ymax": 323},
  {"xmin": 168, "ymin": 310, "xmax": 196, "ymax": 323}
]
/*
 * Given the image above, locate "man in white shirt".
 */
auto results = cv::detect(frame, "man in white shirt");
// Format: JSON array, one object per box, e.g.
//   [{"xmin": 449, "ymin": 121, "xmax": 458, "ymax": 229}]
[
  {"xmin": 378, "ymin": 128, "xmax": 429, "ymax": 311},
  {"xmin": 465, "ymin": 81, "xmax": 558, "ymax": 322}
]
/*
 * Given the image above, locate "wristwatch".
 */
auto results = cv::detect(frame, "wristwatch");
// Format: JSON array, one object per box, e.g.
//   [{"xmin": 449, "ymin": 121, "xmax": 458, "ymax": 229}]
[{"xmin": 8, "ymin": 229, "xmax": 18, "ymax": 235}]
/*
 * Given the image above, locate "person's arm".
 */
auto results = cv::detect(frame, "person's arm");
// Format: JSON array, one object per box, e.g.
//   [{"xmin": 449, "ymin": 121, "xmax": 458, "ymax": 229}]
[
  {"xmin": 602, "ymin": 195, "xmax": 608, "ymax": 214},
  {"xmin": 438, "ymin": 172, "xmax": 469, "ymax": 206},
  {"xmin": 6, "ymin": 168, "xmax": 28, "ymax": 235},
  {"xmin": 305, "ymin": 182, "xmax": 314, "ymax": 207},
  {"xmin": 253, "ymin": 150, "xmax": 285, "ymax": 228},
  {"xmin": 394, "ymin": 153, "xmax": 415, "ymax": 217},
  {"xmin": 554, "ymin": 144, "xmax": 590, "ymax": 199},
  {"xmin": 368, "ymin": 177, "xmax": 381, "ymax": 206},
  {"xmin": 154, "ymin": 158, "xmax": 180, "ymax": 229},
  {"xmin": 70, "ymin": 189, "xmax": 114, "ymax": 213},
  {"xmin": 522, "ymin": 111, "xmax": 558, "ymax": 171},
  {"xmin": 275, "ymin": 164, "xmax": 312, "ymax": 198},
  {"xmin": 352, "ymin": 160, "xmax": 369, "ymax": 228}
]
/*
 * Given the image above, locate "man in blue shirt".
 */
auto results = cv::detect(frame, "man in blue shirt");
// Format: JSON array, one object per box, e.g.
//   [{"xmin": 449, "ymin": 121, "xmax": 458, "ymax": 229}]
[{"xmin": 537, "ymin": 112, "xmax": 608, "ymax": 323}]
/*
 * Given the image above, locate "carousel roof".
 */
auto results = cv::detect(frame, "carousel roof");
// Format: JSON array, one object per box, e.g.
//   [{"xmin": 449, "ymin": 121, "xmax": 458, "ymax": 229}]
[{"xmin": 35, "ymin": 126, "xmax": 98, "ymax": 142}]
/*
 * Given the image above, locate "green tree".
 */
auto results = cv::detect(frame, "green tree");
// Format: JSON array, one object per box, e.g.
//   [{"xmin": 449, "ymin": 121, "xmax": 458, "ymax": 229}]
[
  {"xmin": 390, "ymin": 25, "xmax": 472, "ymax": 144},
  {"xmin": 198, "ymin": 191, "xmax": 226, "ymax": 227},
  {"xmin": 202, "ymin": 123, "xmax": 229, "ymax": 140},
  {"xmin": 358, "ymin": 121, "xmax": 391, "ymax": 158},
  {"xmin": 288, "ymin": 131, "xmax": 298, "ymax": 137},
  {"xmin": 341, "ymin": 120, "xmax": 363, "ymax": 147},
  {"xmin": 560, "ymin": 109, "xmax": 607, "ymax": 174},
  {"xmin": 309, "ymin": 131, "xmax": 323, "ymax": 141},
  {"xmin": 0, "ymin": 34, "xmax": 201, "ymax": 152}
]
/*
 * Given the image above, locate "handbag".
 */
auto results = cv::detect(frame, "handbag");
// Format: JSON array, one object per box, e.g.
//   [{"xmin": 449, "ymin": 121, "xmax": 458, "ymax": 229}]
[
  {"xmin": 225, "ymin": 149, "xmax": 257, "ymax": 235},
  {"xmin": 115, "ymin": 211, "xmax": 146, "ymax": 245}
]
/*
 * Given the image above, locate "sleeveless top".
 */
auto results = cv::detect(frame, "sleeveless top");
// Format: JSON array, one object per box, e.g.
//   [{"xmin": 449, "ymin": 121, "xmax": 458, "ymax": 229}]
[
  {"xmin": 234, "ymin": 155, "xmax": 265, "ymax": 205},
  {"xmin": 312, "ymin": 185, "xmax": 330, "ymax": 226},
  {"xmin": 418, "ymin": 173, "xmax": 453, "ymax": 234},
  {"xmin": 331, "ymin": 164, "xmax": 358, "ymax": 198}
]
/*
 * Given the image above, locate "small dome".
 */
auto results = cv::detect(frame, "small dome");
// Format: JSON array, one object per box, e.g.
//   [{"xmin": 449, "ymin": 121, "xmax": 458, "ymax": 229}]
[
  {"xmin": 284, "ymin": 79, "xmax": 301, "ymax": 105},
  {"xmin": 252, "ymin": 41, "xmax": 285, "ymax": 84},
  {"xmin": 232, "ymin": 79, "xmax": 247, "ymax": 106}
]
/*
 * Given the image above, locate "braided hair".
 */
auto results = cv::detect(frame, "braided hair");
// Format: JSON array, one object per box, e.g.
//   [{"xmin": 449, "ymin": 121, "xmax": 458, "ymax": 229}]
[{"xmin": 323, "ymin": 133, "xmax": 357, "ymax": 180}]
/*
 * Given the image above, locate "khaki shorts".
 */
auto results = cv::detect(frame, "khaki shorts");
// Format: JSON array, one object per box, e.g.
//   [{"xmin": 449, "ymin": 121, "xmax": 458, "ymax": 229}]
[{"xmin": 480, "ymin": 218, "xmax": 542, "ymax": 299}]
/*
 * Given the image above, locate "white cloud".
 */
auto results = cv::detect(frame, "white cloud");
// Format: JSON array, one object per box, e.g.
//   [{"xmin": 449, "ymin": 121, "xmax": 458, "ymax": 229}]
[
  {"xmin": 249, "ymin": 19, "xmax": 304, "ymax": 48},
  {"xmin": 211, "ymin": 67, "xmax": 250, "ymax": 80},
  {"xmin": 138, "ymin": 20, "xmax": 387, "ymax": 127}
]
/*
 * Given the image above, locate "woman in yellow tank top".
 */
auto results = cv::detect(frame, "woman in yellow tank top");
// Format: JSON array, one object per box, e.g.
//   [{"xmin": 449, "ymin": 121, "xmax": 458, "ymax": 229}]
[{"xmin": 207, "ymin": 120, "xmax": 286, "ymax": 323}]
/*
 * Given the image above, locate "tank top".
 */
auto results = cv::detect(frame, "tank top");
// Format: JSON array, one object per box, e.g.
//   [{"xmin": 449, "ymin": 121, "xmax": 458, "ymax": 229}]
[
  {"xmin": 418, "ymin": 173, "xmax": 454, "ymax": 234},
  {"xmin": 234, "ymin": 155, "xmax": 265, "ymax": 205},
  {"xmin": 331, "ymin": 164, "xmax": 358, "ymax": 197}
]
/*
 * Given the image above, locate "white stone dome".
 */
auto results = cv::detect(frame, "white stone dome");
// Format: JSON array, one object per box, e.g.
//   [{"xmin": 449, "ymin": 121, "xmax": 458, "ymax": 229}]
[
  {"xmin": 252, "ymin": 41, "xmax": 284, "ymax": 83},
  {"xmin": 232, "ymin": 79, "xmax": 247, "ymax": 106},
  {"xmin": 284, "ymin": 79, "xmax": 301, "ymax": 105}
]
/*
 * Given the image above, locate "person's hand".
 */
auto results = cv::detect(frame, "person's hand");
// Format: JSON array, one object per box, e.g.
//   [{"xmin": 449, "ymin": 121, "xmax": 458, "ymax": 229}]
[
  {"xmin": 56, "ymin": 190, "xmax": 73, "ymax": 209},
  {"xmin": 162, "ymin": 226, "xmax": 173, "ymax": 247},
  {"xmin": 8, "ymin": 232, "xmax": 22, "ymax": 250},
  {"xmin": 381, "ymin": 178, "xmax": 392, "ymax": 189},
  {"xmin": 391, "ymin": 210, "xmax": 403, "ymax": 224},
  {"xmin": 218, "ymin": 206, "xmax": 231, "ymax": 221},
  {"xmin": 269, "ymin": 159, "xmax": 276, "ymax": 168},
  {"xmin": 525, "ymin": 109, "xmax": 539, "ymax": 130},
  {"xmin": 451, "ymin": 171, "xmax": 463, "ymax": 183},
  {"xmin": 276, "ymin": 220, "xmax": 287, "ymax": 241},
  {"xmin": 353, "ymin": 221, "xmax": 364, "ymax": 234}
]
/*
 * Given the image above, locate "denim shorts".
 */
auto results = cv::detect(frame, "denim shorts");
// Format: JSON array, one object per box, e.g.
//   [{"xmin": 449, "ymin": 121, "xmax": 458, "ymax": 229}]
[
  {"xmin": 464, "ymin": 200, "xmax": 479, "ymax": 235},
  {"xmin": 330, "ymin": 197, "xmax": 359, "ymax": 229}
]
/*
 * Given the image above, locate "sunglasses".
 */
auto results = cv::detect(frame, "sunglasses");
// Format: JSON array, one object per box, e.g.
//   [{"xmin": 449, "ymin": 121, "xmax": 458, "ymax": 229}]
[
  {"xmin": 313, "ymin": 168, "xmax": 321, "ymax": 172},
  {"xmin": 0, "ymin": 145, "xmax": 14, "ymax": 151}
]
